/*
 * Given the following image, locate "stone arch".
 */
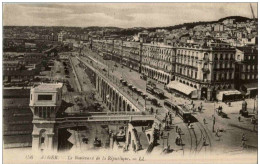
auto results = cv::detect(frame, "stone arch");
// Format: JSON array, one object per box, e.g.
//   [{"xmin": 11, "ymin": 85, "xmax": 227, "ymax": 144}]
[
  {"xmin": 147, "ymin": 134, "xmax": 151, "ymax": 142},
  {"xmin": 122, "ymin": 100, "xmax": 126, "ymax": 111},
  {"xmin": 39, "ymin": 129, "xmax": 47, "ymax": 150},
  {"xmin": 127, "ymin": 104, "xmax": 131, "ymax": 111},
  {"xmin": 114, "ymin": 93, "xmax": 119, "ymax": 111},
  {"xmin": 118, "ymin": 96, "xmax": 122, "ymax": 111},
  {"xmin": 112, "ymin": 89, "xmax": 116, "ymax": 102},
  {"xmin": 217, "ymin": 86, "xmax": 221, "ymax": 90}
]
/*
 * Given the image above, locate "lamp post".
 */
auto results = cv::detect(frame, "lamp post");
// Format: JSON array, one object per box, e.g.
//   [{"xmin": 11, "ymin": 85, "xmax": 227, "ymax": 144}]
[
  {"xmin": 214, "ymin": 101, "xmax": 216, "ymax": 115},
  {"xmin": 253, "ymin": 96, "xmax": 257, "ymax": 114},
  {"xmin": 144, "ymin": 81, "xmax": 147, "ymax": 111}
]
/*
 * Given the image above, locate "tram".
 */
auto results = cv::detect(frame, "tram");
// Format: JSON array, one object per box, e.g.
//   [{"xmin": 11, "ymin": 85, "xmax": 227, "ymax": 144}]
[
  {"xmin": 103, "ymin": 53, "xmax": 111, "ymax": 60},
  {"xmin": 164, "ymin": 100, "xmax": 178, "ymax": 112},
  {"xmin": 146, "ymin": 85, "xmax": 154, "ymax": 94},
  {"xmin": 177, "ymin": 104, "xmax": 192, "ymax": 123},
  {"xmin": 163, "ymin": 100, "xmax": 191, "ymax": 122},
  {"xmin": 154, "ymin": 88, "xmax": 164, "ymax": 99}
]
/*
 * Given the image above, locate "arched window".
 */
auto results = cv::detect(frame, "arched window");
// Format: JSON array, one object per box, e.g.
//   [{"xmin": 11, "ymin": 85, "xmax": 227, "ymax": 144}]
[
  {"xmin": 214, "ymin": 54, "xmax": 218, "ymax": 60},
  {"xmin": 204, "ymin": 53, "xmax": 209, "ymax": 60}
]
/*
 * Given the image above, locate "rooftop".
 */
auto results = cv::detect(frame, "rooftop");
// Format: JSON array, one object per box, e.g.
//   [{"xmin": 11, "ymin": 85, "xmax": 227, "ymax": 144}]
[
  {"xmin": 3, "ymin": 60, "xmax": 20, "ymax": 64},
  {"xmin": 33, "ymin": 83, "xmax": 63, "ymax": 91},
  {"xmin": 4, "ymin": 70, "xmax": 36, "ymax": 76}
]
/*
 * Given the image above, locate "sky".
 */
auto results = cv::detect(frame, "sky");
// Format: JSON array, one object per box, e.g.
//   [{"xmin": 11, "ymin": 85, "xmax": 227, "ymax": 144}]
[{"xmin": 3, "ymin": 3, "xmax": 258, "ymax": 28}]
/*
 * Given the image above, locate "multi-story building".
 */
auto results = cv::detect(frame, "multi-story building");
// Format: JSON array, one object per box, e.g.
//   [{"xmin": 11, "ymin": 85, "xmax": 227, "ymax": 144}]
[
  {"xmin": 29, "ymin": 83, "xmax": 63, "ymax": 151},
  {"xmin": 122, "ymin": 41, "xmax": 142, "ymax": 72},
  {"xmin": 90, "ymin": 38, "xmax": 253, "ymax": 101},
  {"xmin": 23, "ymin": 53, "xmax": 46, "ymax": 65},
  {"xmin": 91, "ymin": 40, "xmax": 105, "ymax": 55},
  {"xmin": 112, "ymin": 40, "xmax": 123, "ymax": 63},
  {"xmin": 235, "ymin": 46, "xmax": 258, "ymax": 97},
  {"xmin": 58, "ymin": 31, "xmax": 67, "ymax": 42},
  {"xmin": 213, "ymin": 24, "xmax": 224, "ymax": 32},
  {"xmin": 3, "ymin": 70, "xmax": 36, "ymax": 83},
  {"xmin": 3, "ymin": 60, "xmax": 22, "ymax": 71},
  {"xmin": 141, "ymin": 44, "xmax": 175, "ymax": 84},
  {"xmin": 173, "ymin": 40, "xmax": 236, "ymax": 100}
]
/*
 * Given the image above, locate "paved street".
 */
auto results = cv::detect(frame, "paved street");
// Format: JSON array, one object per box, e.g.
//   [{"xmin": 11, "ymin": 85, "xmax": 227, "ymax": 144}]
[{"xmin": 76, "ymin": 47, "xmax": 258, "ymax": 155}]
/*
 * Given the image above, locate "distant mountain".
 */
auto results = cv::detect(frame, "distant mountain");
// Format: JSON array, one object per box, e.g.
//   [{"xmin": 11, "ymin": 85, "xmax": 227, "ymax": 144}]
[
  {"xmin": 218, "ymin": 16, "xmax": 252, "ymax": 22},
  {"xmin": 111, "ymin": 16, "xmax": 254, "ymax": 36},
  {"xmin": 4, "ymin": 16, "xmax": 254, "ymax": 37}
]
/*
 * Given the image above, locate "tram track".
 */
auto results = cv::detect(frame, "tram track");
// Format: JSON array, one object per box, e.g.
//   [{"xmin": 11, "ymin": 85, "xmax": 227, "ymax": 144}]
[
  {"xmin": 184, "ymin": 120, "xmax": 213, "ymax": 155},
  {"xmin": 192, "ymin": 128, "xmax": 198, "ymax": 153},
  {"xmin": 195, "ymin": 122, "xmax": 212, "ymax": 154},
  {"xmin": 196, "ymin": 128, "xmax": 203, "ymax": 149},
  {"xmin": 185, "ymin": 124, "xmax": 193, "ymax": 153}
]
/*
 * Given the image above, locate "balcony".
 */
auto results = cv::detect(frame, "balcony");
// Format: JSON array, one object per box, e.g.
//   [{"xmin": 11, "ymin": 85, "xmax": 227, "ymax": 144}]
[
  {"xmin": 202, "ymin": 57, "xmax": 210, "ymax": 62},
  {"xmin": 201, "ymin": 79, "xmax": 211, "ymax": 84},
  {"xmin": 202, "ymin": 67, "xmax": 210, "ymax": 73}
]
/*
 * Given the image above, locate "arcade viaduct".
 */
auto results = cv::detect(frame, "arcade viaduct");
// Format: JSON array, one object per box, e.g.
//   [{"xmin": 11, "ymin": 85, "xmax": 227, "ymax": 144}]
[{"xmin": 30, "ymin": 55, "xmax": 159, "ymax": 152}]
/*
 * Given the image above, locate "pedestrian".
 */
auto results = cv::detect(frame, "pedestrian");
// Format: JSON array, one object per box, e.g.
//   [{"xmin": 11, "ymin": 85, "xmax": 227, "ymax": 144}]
[
  {"xmin": 160, "ymin": 131, "xmax": 164, "ymax": 139},
  {"xmin": 215, "ymin": 128, "xmax": 220, "ymax": 140},
  {"xmin": 188, "ymin": 123, "xmax": 193, "ymax": 129},
  {"xmin": 241, "ymin": 133, "xmax": 246, "ymax": 148},
  {"xmin": 175, "ymin": 137, "xmax": 179, "ymax": 146},
  {"xmin": 203, "ymin": 118, "xmax": 206, "ymax": 125},
  {"xmin": 187, "ymin": 120, "xmax": 190, "ymax": 127},
  {"xmin": 203, "ymin": 137, "xmax": 206, "ymax": 146},
  {"xmin": 166, "ymin": 120, "xmax": 169, "ymax": 130},
  {"xmin": 133, "ymin": 144, "xmax": 136, "ymax": 153},
  {"xmin": 216, "ymin": 128, "xmax": 219, "ymax": 134},
  {"xmin": 242, "ymin": 133, "xmax": 245, "ymax": 141},
  {"xmin": 178, "ymin": 128, "xmax": 182, "ymax": 137},
  {"xmin": 238, "ymin": 116, "xmax": 241, "ymax": 122},
  {"xmin": 179, "ymin": 137, "xmax": 182, "ymax": 146}
]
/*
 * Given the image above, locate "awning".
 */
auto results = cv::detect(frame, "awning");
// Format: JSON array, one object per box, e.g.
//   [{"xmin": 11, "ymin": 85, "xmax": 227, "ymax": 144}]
[
  {"xmin": 143, "ymin": 65, "xmax": 170, "ymax": 76},
  {"xmin": 167, "ymin": 81, "xmax": 197, "ymax": 97},
  {"xmin": 216, "ymin": 90, "xmax": 242, "ymax": 101},
  {"xmin": 243, "ymin": 83, "xmax": 258, "ymax": 91}
]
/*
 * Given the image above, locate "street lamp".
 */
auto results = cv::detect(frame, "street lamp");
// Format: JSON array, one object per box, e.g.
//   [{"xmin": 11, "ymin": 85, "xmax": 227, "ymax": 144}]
[
  {"xmin": 144, "ymin": 81, "xmax": 147, "ymax": 111},
  {"xmin": 253, "ymin": 96, "xmax": 257, "ymax": 114}
]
